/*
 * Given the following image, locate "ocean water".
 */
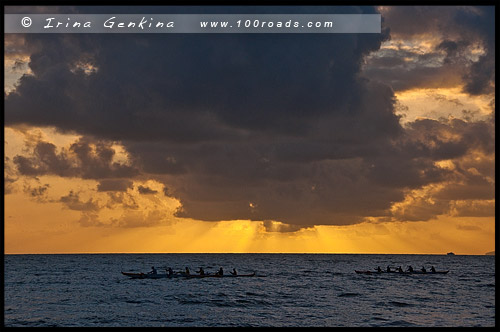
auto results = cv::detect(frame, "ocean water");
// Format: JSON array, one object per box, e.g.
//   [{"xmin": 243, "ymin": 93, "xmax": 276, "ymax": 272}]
[{"xmin": 4, "ymin": 254, "xmax": 495, "ymax": 327}]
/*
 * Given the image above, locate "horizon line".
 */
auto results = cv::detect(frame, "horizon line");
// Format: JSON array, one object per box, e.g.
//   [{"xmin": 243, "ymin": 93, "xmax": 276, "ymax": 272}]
[{"xmin": 4, "ymin": 252, "xmax": 494, "ymax": 255}]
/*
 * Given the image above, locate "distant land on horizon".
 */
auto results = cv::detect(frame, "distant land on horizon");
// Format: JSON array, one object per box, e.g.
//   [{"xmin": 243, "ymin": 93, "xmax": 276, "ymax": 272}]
[{"xmin": 485, "ymin": 251, "xmax": 495, "ymax": 255}]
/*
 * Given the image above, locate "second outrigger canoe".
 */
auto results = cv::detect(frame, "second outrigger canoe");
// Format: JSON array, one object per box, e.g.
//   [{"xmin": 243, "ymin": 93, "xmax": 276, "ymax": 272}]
[
  {"xmin": 121, "ymin": 271, "xmax": 256, "ymax": 279},
  {"xmin": 355, "ymin": 270, "xmax": 449, "ymax": 275}
]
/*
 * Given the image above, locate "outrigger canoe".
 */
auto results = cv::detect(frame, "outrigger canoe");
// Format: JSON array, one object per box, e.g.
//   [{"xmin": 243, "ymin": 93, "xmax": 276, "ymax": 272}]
[
  {"xmin": 355, "ymin": 270, "xmax": 449, "ymax": 275},
  {"xmin": 185, "ymin": 272, "xmax": 256, "ymax": 278},
  {"xmin": 121, "ymin": 271, "xmax": 256, "ymax": 279}
]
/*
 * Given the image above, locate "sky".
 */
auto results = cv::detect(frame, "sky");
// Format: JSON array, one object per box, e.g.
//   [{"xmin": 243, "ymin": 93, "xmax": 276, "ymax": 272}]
[{"xmin": 4, "ymin": 5, "xmax": 495, "ymax": 254}]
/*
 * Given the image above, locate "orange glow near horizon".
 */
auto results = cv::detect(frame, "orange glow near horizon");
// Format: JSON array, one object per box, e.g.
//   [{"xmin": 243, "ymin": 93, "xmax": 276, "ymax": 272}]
[
  {"xmin": 4, "ymin": 200, "xmax": 495, "ymax": 255},
  {"xmin": 4, "ymin": 180, "xmax": 495, "ymax": 255}
]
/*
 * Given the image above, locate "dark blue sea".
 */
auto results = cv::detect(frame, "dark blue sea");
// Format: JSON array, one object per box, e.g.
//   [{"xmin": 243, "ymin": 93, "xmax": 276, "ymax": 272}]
[{"xmin": 3, "ymin": 254, "xmax": 495, "ymax": 327}]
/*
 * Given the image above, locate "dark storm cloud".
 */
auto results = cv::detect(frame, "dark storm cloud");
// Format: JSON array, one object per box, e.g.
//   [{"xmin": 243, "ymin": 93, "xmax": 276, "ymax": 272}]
[
  {"xmin": 388, "ymin": 114, "xmax": 495, "ymax": 223},
  {"xmin": 12, "ymin": 136, "xmax": 139, "ymax": 179},
  {"xmin": 4, "ymin": 6, "xmax": 494, "ymax": 228},
  {"xmin": 13, "ymin": 141, "xmax": 75, "ymax": 177},
  {"xmin": 6, "ymin": 6, "xmax": 388, "ymax": 140},
  {"xmin": 452, "ymin": 7, "xmax": 495, "ymax": 95},
  {"xmin": 70, "ymin": 138, "xmax": 139, "ymax": 179},
  {"xmin": 366, "ymin": 6, "xmax": 495, "ymax": 94},
  {"xmin": 434, "ymin": 155, "xmax": 495, "ymax": 202},
  {"xmin": 403, "ymin": 117, "xmax": 495, "ymax": 159}
]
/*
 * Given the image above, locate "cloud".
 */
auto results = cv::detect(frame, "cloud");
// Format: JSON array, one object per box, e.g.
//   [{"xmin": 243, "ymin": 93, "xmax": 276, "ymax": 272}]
[
  {"xmin": 261, "ymin": 220, "xmax": 312, "ymax": 233},
  {"xmin": 5, "ymin": 6, "xmax": 390, "ymax": 140},
  {"xmin": 23, "ymin": 183, "xmax": 50, "ymax": 202},
  {"xmin": 13, "ymin": 141, "xmax": 75, "ymax": 177},
  {"xmin": 137, "ymin": 185, "xmax": 158, "ymax": 195},
  {"xmin": 4, "ymin": 6, "xmax": 495, "ymax": 230},
  {"xmin": 12, "ymin": 136, "xmax": 139, "ymax": 179},
  {"xmin": 111, "ymin": 209, "xmax": 174, "ymax": 228},
  {"xmin": 97, "ymin": 179, "xmax": 133, "ymax": 192},
  {"xmin": 77, "ymin": 212, "xmax": 105, "ymax": 227},
  {"xmin": 450, "ymin": 200, "xmax": 495, "ymax": 218},
  {"xmin": 59, "ymin": 190, "xmax": 100, "ymax": 211},
  {"xmin": 362, "ymin": 59, "xmax": 465, "ymax": 92},
  {"xmin": 104, "ymin": 192, "xmax": 139, "ymax": 210},
  {"xmin": 4, "ymin": 156, "xmax": 19, "ymax": 194},
  {"xmin": 402, "ymin": 117, "xmax": 495, "ymax": 160},
  {"xmin": 69, "ymin": 137, "xmax": 140, "ymax": 179},
  {"xmin": 366, "ymin": 6, "xmax": 495, "ymax": 95},
  {"xmin": 11, "ymin": 59, "xmax": 28, "ymax": 72},
  {"xmin": 77, "ymin": 209, "xmax": 174, "ymax": 228},
  {"xmin": 73, "ymin": 189, "xmax": 179, "ymax": 228}
]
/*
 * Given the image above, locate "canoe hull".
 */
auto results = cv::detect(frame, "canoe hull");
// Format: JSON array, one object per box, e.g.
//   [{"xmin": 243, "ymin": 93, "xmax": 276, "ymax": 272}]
[
  {"xmin": 121, "ymin": 271, "xmax": 256, "ymax": 279},
  {"xmin": 186, "ymin": 273, "xmax": 256, "ymax": 278}
]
